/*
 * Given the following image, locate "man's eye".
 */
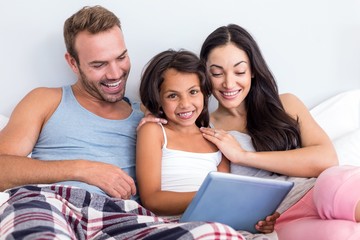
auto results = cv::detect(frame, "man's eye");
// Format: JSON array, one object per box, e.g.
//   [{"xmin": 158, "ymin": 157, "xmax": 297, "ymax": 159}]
[
  {"xmin": 91, "ymin": 63, "xmax": 104, "ymax": 68},
  {"xmin": 118, "ymin": 55, "xmax": 126, "ymax": 60}
]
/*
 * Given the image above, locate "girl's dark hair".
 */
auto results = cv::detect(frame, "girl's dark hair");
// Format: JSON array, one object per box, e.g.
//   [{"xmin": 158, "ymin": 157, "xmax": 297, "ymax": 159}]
[
  {"xmin": 200, "ymin": 24, "xmax": 301, "ymax": 151},
  {"xmin": 140, "ymin": 49, "xmax": 212, "ymax": 128}
]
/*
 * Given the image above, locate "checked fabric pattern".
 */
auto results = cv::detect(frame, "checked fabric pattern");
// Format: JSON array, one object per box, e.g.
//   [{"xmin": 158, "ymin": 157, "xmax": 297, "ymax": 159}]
[{"xmin": 0, "ymin": 185, "xmax": 245, "ymax": 240}]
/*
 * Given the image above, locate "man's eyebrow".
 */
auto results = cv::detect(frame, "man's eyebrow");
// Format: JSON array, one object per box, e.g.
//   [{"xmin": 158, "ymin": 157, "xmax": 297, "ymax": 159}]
[{"xmin": 89, "ymin": 49, "xmax": 128, "ymax": 65}]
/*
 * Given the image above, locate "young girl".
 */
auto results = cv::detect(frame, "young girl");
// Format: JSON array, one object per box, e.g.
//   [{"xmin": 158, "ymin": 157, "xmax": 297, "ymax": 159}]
[{"xmin": 136, "ymin": 49, "xmax": 229, "ymax": 217}]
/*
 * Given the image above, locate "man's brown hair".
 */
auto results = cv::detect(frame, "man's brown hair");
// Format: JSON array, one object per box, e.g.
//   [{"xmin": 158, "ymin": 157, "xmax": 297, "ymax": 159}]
[{"xmin": 64, "ymin": 5, "xmax": 121, "ymax": 64}]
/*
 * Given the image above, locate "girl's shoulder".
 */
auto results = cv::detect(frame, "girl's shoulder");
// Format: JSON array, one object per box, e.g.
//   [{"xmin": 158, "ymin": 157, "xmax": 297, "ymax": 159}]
[
  {"xmin": 138, "ymin": 122, "xmax": 163, "ymax": 134},
  {"xmin": 137, "ymin": 122, "xmax": 165, "ymax": 147}
]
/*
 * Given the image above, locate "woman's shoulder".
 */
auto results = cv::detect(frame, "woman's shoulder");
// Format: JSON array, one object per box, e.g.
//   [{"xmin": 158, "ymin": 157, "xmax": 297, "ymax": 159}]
[
  {"xmin": 279, "ymin": 92, "xmax": 302, "ymax": 104},
  {"xmin": 279, "ymin": 93, "xmax": 319, "ymax": 131},
  {"xmin": 279, "ymin": 93, "xmax": 308, "ymax": 114}
]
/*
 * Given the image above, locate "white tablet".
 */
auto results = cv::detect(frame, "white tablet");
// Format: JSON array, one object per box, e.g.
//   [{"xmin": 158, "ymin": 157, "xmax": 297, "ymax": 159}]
[{"xmin": 179, "ymin": 171, "xmax": 293, "ymax": 233}]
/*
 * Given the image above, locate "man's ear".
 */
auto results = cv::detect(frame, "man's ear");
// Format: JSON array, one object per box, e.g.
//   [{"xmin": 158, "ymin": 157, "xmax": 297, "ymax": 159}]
[{"xmin": 65, "ymin": 52, "xmax": 79, "ymax": 74}]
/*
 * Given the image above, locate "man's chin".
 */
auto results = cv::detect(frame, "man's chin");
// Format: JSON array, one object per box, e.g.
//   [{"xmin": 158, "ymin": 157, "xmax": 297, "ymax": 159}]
[
  {"xmin": 104, "ymin": 97, "xmax": 124, "ymax": 103},
  {"xmin": 101, "ymin": 91, "xmax": 125, "ymax": 103}
]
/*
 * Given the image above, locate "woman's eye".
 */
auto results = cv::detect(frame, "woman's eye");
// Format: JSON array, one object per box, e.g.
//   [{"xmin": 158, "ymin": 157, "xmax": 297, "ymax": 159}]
[
  {"xmin": 211, "ymin": 73, "xmax": 223, "ymax": 77},
  {"xmin": 235, "ymin": 71, "xmax": 246, "ymax": 75},
  {"xmin": 190, "ymin": 89, "xmax": 199, "ymax": 95}
]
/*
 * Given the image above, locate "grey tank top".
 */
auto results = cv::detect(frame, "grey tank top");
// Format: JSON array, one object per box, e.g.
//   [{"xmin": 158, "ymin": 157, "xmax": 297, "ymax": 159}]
[
  {"xmin": 228, "ymin": 131, "xmax": 315, "ymax": 213},
  {"xmin": 31, "ymin": 85, "xmax": 144, "ymax": 199}
]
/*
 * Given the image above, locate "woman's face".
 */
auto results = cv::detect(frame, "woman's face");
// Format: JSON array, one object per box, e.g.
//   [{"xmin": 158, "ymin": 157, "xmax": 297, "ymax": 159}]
[{"xmin": 206, "ymin": 43, "xmax": 252, "ymax": 109}]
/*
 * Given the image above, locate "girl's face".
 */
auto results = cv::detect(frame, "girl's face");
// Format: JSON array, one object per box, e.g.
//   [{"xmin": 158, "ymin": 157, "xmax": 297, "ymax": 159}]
[
  {"xmin": 206, "ymin": 43, "xmax": 252, "ymax": 109},
  {"xmin": 160, "ymin": 68, "xmax": 204, "ymax": 128}
]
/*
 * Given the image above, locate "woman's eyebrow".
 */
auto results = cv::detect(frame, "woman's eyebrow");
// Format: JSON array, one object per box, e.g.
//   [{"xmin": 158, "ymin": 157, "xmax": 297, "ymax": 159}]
[
  {"xmin": 209, "ymin": 60, "xmax": 248, "ymax": 69},
  {"xmin": 234, "ymin": 61, "xmax": 248, "ymax": 67}
]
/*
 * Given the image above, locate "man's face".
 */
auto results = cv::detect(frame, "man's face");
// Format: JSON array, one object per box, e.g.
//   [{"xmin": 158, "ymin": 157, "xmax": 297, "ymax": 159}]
[{"xmin": 74, "ymin": 26, "xmax": 131, "ymax": 103}]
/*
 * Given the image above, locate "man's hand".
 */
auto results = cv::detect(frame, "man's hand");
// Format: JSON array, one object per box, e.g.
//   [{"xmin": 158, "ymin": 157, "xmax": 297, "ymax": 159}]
[
  {"xmin": 255, "ymin": 212, "xmax": 280, "ymax": 233},
  {"xmin": 77, "ymin": 160, "xmax": 136, "ymax": 199}
]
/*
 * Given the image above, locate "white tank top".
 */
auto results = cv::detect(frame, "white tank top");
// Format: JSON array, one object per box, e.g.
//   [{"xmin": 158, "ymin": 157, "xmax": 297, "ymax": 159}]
[{"xmin": 159, "ymin": 124, "xmax": 222, "ymax": 192}]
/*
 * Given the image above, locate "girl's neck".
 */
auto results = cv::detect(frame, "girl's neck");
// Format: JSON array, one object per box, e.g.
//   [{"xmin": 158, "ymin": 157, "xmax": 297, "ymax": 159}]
[
  {"xmin": 163, "ymin": 122, "xmax": 218, "ymax": 153},
  {"xmin": 164, "ymin": 122, "xmax": 200, "ymax": 135}
]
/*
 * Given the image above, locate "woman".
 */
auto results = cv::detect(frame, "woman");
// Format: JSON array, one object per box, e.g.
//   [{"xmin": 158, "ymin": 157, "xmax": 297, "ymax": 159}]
[{"xmin": 199, "ymin": 24, "xmax": 360, "ymax": 240}]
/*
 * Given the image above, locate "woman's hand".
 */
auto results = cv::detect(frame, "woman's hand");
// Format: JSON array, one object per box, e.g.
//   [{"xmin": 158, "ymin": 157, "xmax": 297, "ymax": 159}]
[
  {"xmin": 255, "ymin": 212, "xmax": 280, "ymax": 233},
  {"xmin": 200, "ymin": 127, "xmax": 245, "ymax": 163}
]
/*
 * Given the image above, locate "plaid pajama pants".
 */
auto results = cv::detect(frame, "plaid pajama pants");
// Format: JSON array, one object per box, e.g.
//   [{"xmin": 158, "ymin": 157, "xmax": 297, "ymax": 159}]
[{"xmin": 0, "ymin": 185, "xmax": 245, "ymax": 240}]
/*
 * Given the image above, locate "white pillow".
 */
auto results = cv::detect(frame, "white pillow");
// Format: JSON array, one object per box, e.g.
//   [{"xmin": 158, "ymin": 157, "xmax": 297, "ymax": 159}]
[
  {"xmin": 332, "ymin": 129, "xmax": 360, "ymax": 166},
  {"xmin": 310, "ymin": 89, "xmax": 360, "ymax": 140},
  {"xmin": 0, "ymin": 114, "xmax": 9, "ymax": 130},
  {"xmin": 310, "ymin": 89, "xmax": 360, "ymax": 167}
]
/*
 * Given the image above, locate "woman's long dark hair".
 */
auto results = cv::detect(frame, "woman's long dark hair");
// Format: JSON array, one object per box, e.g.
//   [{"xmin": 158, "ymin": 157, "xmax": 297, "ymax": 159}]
[
  {"xmin": 140, "ymin": 49, "xmax": 212, "ymax": 128},
  {"xmin": 200, "ymin": 24, "xmax": 301, "ymax": 151}
]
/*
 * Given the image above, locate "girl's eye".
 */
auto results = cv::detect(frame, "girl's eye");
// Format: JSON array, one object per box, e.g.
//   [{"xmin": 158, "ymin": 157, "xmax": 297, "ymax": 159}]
[{"xmin": 167, "ymin": 94, "xmax": 177, "ymax": 99}]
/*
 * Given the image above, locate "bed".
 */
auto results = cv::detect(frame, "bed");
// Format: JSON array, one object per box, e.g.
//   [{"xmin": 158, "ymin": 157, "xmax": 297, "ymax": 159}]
[{"xmin": 0, "ymin": 89, "xmax": 359, "ymax": 240}]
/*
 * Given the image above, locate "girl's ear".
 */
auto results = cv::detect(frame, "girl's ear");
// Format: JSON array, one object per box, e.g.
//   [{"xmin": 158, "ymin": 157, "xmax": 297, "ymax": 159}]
[{"xmin": 159, "ymin": 106, "xmax": 164, "ymax": 115}]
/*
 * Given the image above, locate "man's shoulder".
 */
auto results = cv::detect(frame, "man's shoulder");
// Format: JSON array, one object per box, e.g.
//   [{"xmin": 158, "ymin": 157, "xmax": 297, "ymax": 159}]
[
  {"xmin": 124, "ymin": 97, "xmax": 142, "ymax": 112},
  {"xmin": 22, "ymin": 87, "xmax": 63, "ymax": 122},
  {"xmin": 27, "ymin": 87, "xmax": 62, "ymax": 99}
]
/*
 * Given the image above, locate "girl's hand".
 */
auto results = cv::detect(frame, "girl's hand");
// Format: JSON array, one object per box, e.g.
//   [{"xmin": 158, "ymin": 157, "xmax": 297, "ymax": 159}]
[
  {"xmin": 200, "ymin": 127, "xmax": 245, "ymax": 163},
  {"xmin": 255, "ymin": 212, "xmax": 280, "ymax": 233}
]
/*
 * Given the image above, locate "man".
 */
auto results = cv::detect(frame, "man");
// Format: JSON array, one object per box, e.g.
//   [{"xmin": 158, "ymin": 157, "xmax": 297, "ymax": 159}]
[{"xmin": 0, "ymin": 5, "xmax": 245, "ymax": 239}]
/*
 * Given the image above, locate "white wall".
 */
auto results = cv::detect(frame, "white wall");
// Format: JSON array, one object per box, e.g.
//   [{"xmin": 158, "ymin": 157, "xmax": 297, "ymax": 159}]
[{"xmin": 1, "ymin": 0, "xmax": 359, "ymax": 117}]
